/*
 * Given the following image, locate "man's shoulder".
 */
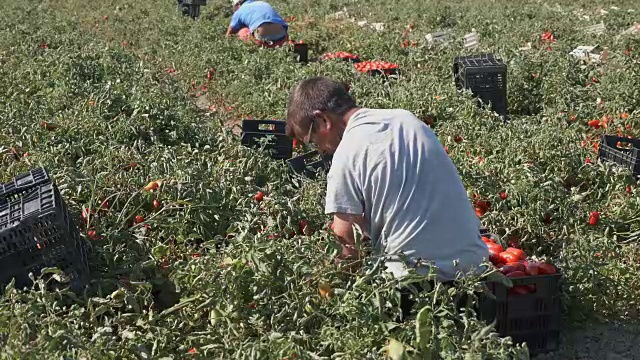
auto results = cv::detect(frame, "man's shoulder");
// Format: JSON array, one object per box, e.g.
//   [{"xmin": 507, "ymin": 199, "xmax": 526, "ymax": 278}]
[
  {"xmin": 243, "ymin": 0, "xmax": 270, "ymax": 9},
  {"xmin": 350, "ymin": 108, "xmax": 419, "ymax": 126}
]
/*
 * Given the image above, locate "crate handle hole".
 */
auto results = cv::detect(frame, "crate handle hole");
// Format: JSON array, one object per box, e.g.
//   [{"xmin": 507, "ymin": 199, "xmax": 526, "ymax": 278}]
[{"xmin": 258, "ymin": 124, "xmax": 276, "ymax": 131}]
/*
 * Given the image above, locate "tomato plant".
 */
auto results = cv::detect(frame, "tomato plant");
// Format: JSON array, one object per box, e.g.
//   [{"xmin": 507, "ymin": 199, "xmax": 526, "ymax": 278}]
[{"xmin": 0, "ymin": 0, "xmax": 638, "ymax": 358}]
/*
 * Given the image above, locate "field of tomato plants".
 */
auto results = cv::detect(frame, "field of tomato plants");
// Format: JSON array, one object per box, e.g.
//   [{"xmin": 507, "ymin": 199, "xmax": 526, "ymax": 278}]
[{"xmin": 1, "ymin": 0, "xmax": 640, "ymax": 358}]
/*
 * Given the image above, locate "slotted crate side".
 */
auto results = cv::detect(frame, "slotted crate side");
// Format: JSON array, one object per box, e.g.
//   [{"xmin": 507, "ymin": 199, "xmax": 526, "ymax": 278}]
[
  {"xmin": 288, "ymin": 151, "xmax": 332, "ymax": 179},
  {"xmin": 453, "ymin": 53, "xmax": 507, "ymax": 91},
  {"xmin": 368, "ymin": 68, "xmax": 400, "ymax": 77},
  {"xmin": 474, "ymin": 90, "xmax": 508, "ymax": 116},
  {"xmin": 463, "ymin": 70, "xmax": 507, "ymax": 91},
  {"xmin": 241, "ymin": 133, "xmax": 293, "ymax": 148},
  {"xmin": 598, "ymin": 135, "xmax": 640, "ymax": 177},
  {"xmin": 240, "ymin": 119, "xmax": 293, "ymax": 159},
  {"xmin": 0, "ymin": 167, "xmax": 51, "ymax": 201},
  {"xmin": 293, "ymin": 43, "xmax": 309, "ymax": 64},
  {"xmin": 241, "ymin": 134, "xmax": 293, "ymax": 159},
  {"xmin": 479, "ymin": 273, "xmax": 562, "ymax": 354},
  {"xmin": 453, "ymin": 53, "xmax": 498, "ymax": 88},
  {"xmin": 0, "ymin": 183, "xmax": 90, "ymax": 292},
  {"xmin": 241, "ymin": 119, "xmax": 287, "ymax": 133}
]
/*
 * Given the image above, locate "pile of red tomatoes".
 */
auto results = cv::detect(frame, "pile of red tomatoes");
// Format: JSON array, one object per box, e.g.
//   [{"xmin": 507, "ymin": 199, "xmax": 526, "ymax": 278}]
[{"xmin": 482, "ymin": 235, "xmax": 558, "ymax": 295}]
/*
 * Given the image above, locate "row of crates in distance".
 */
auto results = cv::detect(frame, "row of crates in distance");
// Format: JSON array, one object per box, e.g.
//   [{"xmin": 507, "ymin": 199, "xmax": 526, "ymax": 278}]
[
  {"xmin": 0, "ymin": 168, "xmax": 90, "ymax": 293},
  {"xmin": 240, "ymin": 119, "xmax": 333, "ymax": 179}
]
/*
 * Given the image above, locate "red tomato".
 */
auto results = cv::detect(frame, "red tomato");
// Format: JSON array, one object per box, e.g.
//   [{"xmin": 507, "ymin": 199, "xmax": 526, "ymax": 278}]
[
  {"xmin": 298, "ymin": 219, "xmax": 308, "ymax": 235},
  {"xmin": 100, "ymin": 200, "xmax": 109, "ymax": 210},
  {"xmin": 254, "ymin": 191, "xmax": 264, "ymax": 202},
  {"xmin": 507, "ymin": 236, "xmax": 520, "ymax": 248},
  {"xmin": 505, "ymin": 247, "xmax": 527, "ymax": 261},
  {"xmin": 489, "ymin": 254, "xmax": 503, "ymax": 266},
  {"xmin": 292, "ymin": 138, "xmax": 299, "ymax": 148},
  {"xmin": 506, "ymin": 262, "xmax": 526, "ymax": 273},
  {"xmin": 499, "ymin": 251, "xmax": 519, "ymax": 264},
  {"xmin": 481, "ymin": 236, "xmax": 494, "ymax": 243},
  {"xmin": 589, "ymin": 211, "xmax": 600, "ymax": 225},
  {"xmin": 474, "ymin": 200, "xmax": 490, "ymax": 211},
  {"xmin": 153, "ymin": 198, "xmax": 162, "ymax": 210},
  {"xmin": 87, "ymin": 230, "xmax": 97, "ymax": 240},
  {"xmin": 525, "ymin": 263, "xmax": 540, "ymax": 276},
  {"xmin": 499, "ymin": 191, "xmax": 508, "ymax": 200},
  {"xmin": 486, "ymin": 242, "xmax": 503, "ymax": 253},
  {"xmin": 538, "ymin": 263, "xmax": 556, "ymax": 274},
  {"xmin": 135, "ymin": 215, "xmax": 144, "ymax": 224},
  {"xmin": 500, "ymin": 265, "xmax": 517, "ymax": 275},
  {"xmin": 506, "ymin": 271, "xmax": 526, "ymax": 278}
]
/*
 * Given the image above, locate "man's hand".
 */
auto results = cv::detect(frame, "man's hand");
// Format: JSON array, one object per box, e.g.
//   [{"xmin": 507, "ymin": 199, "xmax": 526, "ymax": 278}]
[
  {"xmin": 331, "ymin": 213, "xmax": 369, "ymax": 269},
  {"xmin": 225, "ymin": 26, "xmax": 235, "ymax": 37}
]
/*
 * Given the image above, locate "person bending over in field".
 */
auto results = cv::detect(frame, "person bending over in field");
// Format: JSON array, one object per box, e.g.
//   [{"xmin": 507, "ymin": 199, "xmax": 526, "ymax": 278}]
[
  {"xmin": 225, "ymin": 0, "xmax": 289, "ymax": 48},
  {"xmin": 285, "ymin": 77, "xmax": 489, "ymax": 315}
]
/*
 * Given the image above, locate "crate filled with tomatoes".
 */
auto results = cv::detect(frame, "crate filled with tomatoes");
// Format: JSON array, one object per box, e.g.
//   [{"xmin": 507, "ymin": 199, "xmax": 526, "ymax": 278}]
[
  {"xmin": 597, "ymin": 134, "xmax": 640, "ymax": 178},
  {"xmin": 354, "ymin": 60, "xmax": 400, "ymax": 77},
  {"xmin": 479, "ymin": 233, "xmax": 562, "ymax": 355},
  {"xmin": 320, "ymin": 51, "xmax": 361, "ymax": 63}
]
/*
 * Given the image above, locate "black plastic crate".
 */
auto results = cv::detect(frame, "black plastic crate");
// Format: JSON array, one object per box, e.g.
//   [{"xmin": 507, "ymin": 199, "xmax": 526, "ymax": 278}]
[
  {"xmin": 0, "ymin": 182, "xmax": 90, "ymax": 293},
  {"xmin": 178, "ymin": 0, "xmax": 206, "ymax": 18},
  {"xmin": 597, "ymin": 135, "xmax": 640, "ymax": 177},
  {"xmin": 288, "ymin": 150, "xmax": 333, "ymax": 179},
  {"xmin": 241, "ymin": 119, "xmax": 293, "ymax": 160},
  {"xmin": 0, "ymin": 167, "xmax": 52, "ymax": 201},
  {"xmin": 292, "ymin": 42, "xmax": 308, "ymax": 64},
  {"xmin": 480, "ymin": 272, "xmax": 562, "ymax": 354},
  {"xmin": 453, "ymin": 53, "xmax": 508, "ymax": 118},
  {"xmin": 368, "ymin": 68, "xmax": 400, "ymax": 78}
]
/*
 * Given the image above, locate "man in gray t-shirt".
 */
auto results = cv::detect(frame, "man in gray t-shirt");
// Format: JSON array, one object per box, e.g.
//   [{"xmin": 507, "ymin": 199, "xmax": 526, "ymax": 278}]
[{"xmin": 285, "ymin": 76, "xmax": 489, "ymax": 282}]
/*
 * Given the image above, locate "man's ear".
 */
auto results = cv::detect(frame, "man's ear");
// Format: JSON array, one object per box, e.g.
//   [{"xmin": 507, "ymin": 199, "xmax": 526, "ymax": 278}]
[{"xmin": 313, "ymin": 110, "xmax": 332, "ymax": 133}]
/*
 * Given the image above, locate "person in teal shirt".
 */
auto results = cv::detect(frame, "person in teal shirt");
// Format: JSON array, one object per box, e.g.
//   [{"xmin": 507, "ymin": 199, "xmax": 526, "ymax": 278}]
[{"xmin": 225, "ymin": 0, "xmax": 289, "ymax": 47}]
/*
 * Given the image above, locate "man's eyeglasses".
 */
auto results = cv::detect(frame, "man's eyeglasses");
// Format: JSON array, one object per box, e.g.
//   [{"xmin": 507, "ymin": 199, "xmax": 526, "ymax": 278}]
[{"xmin": 303, "ymin": 118, "xmax": 315, "ymax": 144}]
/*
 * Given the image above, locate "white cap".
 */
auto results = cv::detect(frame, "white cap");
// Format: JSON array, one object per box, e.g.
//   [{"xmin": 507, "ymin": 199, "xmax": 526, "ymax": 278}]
[{"xmin": 231, "ymin": 0, "xmax": 242, "ymax": 5}]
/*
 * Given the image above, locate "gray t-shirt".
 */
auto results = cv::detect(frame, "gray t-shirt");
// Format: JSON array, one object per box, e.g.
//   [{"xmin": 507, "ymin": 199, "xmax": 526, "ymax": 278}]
[{"xmin": 324, "ymin": 108, "xmax": 489, "ymax": 281}]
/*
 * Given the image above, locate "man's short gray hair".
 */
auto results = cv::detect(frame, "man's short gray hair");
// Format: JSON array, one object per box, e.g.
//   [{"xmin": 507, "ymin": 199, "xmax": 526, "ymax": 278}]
[{"xmin": 285, "ymin": 76, "xmax": 356, "ymax": 138}]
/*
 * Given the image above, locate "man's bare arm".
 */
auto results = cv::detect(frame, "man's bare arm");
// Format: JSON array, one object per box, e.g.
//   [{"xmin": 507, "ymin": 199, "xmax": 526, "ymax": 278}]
[{"xmin": 331, "ymin": 213, "xmax": 368, "ymax": 262}]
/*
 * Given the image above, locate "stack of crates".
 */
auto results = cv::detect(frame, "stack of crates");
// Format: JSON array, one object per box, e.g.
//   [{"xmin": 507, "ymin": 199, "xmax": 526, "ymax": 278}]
[
  {"xmin": 453, "ymin": 53, "xmax": 508, "ymax": 120},
  {"xmin": 0, "ymin": 168, "xmax": 90, "ymax": 293}
]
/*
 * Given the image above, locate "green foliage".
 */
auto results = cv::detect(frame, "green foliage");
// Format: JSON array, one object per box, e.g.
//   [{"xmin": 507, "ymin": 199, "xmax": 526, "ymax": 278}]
[{"xmin": 0, "ymin": 0, "xmax": 639, "ymax": 358}]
